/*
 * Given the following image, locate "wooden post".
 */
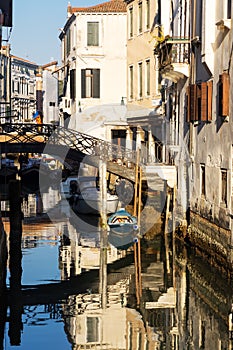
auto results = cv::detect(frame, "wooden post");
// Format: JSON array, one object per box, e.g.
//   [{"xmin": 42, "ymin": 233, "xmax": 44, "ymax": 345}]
[
  {"xmin": 137, "ymin": 166, "xmax": 142, "ymax": 297},
  {"xmin": 133, "ymin": 149, "xmax": 140, "ymax": 216},
  {"xmin": 164, "ymin": 192, "xmax": 171, "ymax": 274},
  {"xmin": 99, "ymin": 159, "xmax": 108, "ymax": 309},
  {"xmin": 172, "ymin": 186, "xmax": 176, "ymax": 287},
  {"xmin": 8, "ymin": 179, "xmax": 23, "ymax": 346},
  {"xmin": 9, "ymin": 180, "xmax": 22, "ymax": 290}
]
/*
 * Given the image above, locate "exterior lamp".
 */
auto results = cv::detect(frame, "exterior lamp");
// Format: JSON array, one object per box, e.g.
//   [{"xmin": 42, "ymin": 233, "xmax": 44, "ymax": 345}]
[{"xmin": 121, "ymin": 97, "xmax": 127, "ymax": 106}]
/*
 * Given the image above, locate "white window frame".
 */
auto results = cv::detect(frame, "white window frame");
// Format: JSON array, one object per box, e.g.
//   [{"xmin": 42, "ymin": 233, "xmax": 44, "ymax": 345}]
[{"xmin": 138, "ymin": 61, "xmax": 143, "ymax": 99}]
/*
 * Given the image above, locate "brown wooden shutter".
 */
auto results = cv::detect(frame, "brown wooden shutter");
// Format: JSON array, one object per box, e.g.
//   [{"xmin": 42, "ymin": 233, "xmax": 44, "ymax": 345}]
[
  {"xmin": 207, "ymin": 80, "xmax": 213, "ymax": 121},
  {"xmin": 186, "ymin": 85, "xmax": 191, "ymax": 122},
  {"xmin": 201, "ymin": 82, "xmax": 207, "ymax": 121},
  {"xmin": 222, "ymin": 72, "xmax": 230, "ymax": 116}
]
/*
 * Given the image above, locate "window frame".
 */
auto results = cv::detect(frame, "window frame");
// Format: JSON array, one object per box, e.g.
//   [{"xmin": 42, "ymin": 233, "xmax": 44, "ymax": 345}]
[
  {"xmin": 221, "ymin": 168, "xmax": 227, "ymax": 205},
  {"xmin": 81, "ymin": 68, "xmax": 100, "ymax": 99},
  {"xmin": 129, "ymin": 65, "xmax": 134, "ymax": 100},
  {"xmin": 87, "ymin": 22, "xmax": 99, "ymax": 47},
  {"xmin": 145, "ymin": 59, "xmax": 150, "ymax": 96},
  {"xmin": 138, "ymin": 61, "xmax": 143, "ymax": 99},
  {"xmin": 129, "ymin": 6, "xmax": 133, "ymax": 38},
  {"xmin": 200, "ymin": 163, "xmax": 206, "ymax": 198},
  {"xmin": 138, "ymin": 1, "xmax": 143, "ymax": 34},
  {"xmin": 145, "ymin": 0, "xmax": 150, "ymax": 30}
]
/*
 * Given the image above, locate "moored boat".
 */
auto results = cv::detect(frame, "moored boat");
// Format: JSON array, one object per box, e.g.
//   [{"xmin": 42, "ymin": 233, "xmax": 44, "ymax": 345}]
[{"xmin": 107, "ymin": 208, "xmax": 139, "ymax": 250}]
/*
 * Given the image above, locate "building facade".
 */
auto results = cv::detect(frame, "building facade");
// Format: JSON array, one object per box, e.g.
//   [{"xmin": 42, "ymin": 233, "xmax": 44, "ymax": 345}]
[
  {"xmin": 124, "ymin": 0, "xmax": 165, "ymax": 164},
  {"xmin": 154, "ymin": 0, "xmax": 233, "ymax": 267},
  {"xmin": 11, "ymin": 54, "xmax": 39, "ymax": 122},
  {"xmin": 59, "ymin": 0, "xmax": 128, "ymax": 141}
]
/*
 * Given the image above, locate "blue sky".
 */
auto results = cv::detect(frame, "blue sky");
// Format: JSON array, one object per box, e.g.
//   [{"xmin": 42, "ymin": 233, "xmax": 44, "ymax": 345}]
[{"xmin": 6, "ymin": 0, "xmax": 104, "ymax": 65}]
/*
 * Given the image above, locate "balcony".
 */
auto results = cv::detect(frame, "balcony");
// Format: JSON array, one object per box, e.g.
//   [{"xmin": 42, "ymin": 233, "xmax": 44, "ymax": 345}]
[{"xmin": 155, "ymin": 37, "xmax": 190, "ymax": 82}]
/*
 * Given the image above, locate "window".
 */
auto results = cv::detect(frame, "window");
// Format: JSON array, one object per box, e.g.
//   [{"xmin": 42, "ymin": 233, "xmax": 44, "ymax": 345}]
[
  {"xmin": 81, "ymin": 69, "xmax": 100, "ymax": 98},
  {"xmin": 66, "ymin": 29, "xmax": 71, "ymax": 56},
  {"xmin": 49, "ymin": 102, "xmax": 55, "ymax": 107},
  {"xmin": 219, "ymin": 72, "xmax": 229, "ymax": 117},
  {"xmin": 129, "ymin": 7, "xmax": 133, "ymax": 37},
  {"xmin": 145, "ymin": 0, "xmax": 150, "ymax": 29},
  {"xmin": 129, "ymin": 65, "xmax": 134, "ymax": 100},
  {"xmin": 145, "ymin": 59, "xmax": 150, "ymax": 96},
  {"xmin": 138, "ymin": 62, "xmax": 143, "ymax": 98},
  {"xmin": 86, "ymin": 317, "xmax": 99, "ymax": 342},
  {"xmin": 138, "ymin": 2, "xmax": 143, "ymax": 33},
  {"xmin": 221, "ymin": 169, "xmax": 227, "ymax": 205},
  {"xmin": 87, "ymin": 22, "xmax": 99, "ymax": 46},
  {"xmin": 200, "ymin": 164, "xmax": 206, "ymax": 197},
  {"xmin": 70, "ymin": 69, "xmax": 76, "ymax": 100},
  {"xmin": 186, "ymin": 81, "xmax": 213, "ymax": 122},
  {"xmin": 29, "ymin": 83, "xmax": 34, "ymax": 95},
  {"xmin": 227, "ymin": 0, "xmax": 232, "ymax": 18}
]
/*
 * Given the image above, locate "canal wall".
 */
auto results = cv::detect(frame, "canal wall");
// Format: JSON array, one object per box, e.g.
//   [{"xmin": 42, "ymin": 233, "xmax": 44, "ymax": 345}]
[
  {"xmin": 0, "ymin": 218, "xmax": 7, "ymax": 297},
  {"xmin": 187, "ymin": 211, "xmax": 232, "ymax": 272}
]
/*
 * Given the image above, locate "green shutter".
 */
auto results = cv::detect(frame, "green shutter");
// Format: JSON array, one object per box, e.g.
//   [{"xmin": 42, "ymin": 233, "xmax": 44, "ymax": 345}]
[
  {"xmin": 81, "ymin": 70, "xmax": 86, "ymax": 98},
  {"xmin": 93, "ymin": 69, "xmax": 100, "ymax": 98}
]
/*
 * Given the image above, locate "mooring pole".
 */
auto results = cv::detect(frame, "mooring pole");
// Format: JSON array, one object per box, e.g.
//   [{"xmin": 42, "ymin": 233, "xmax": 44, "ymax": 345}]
[
  {"xmin": 9, "ymin": 180, "xmax": 22, "ymax": 290},
  {"xmin": 99, "ymin": 159, "xmax": 108, "ymax": 309},
  {"xmin": 133, "ymin": 149, "xmax": 140, "ymax": 306},
  {"xmin": 137, "ymin": 166, "xmax": 142, "ymax": 298},
  {"xmin": 164, "ymin": 191, "xmax": 171, "ymax": 275},
  {"xmin": 8, "ymin": 179, "xmax": 23, "ymax": 346}
]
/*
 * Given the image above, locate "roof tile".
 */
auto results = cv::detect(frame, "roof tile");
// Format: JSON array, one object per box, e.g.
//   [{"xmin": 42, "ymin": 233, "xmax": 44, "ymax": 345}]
[{"xmin": 71, "ymin": 0, "xmax": 126, "ymax": 13}]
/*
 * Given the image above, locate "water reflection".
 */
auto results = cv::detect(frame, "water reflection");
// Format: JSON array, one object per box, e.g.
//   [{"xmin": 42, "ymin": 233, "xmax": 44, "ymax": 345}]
[{"xmin": 1, "ymin": 192, "xmax": 233, "ymax": 349}]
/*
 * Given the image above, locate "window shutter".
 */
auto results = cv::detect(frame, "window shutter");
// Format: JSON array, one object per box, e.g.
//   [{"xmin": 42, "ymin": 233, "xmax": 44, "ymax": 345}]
[
  {"xmin": 222, "ymin": 72, "xmax": 230, "ymax": 116},
  {"xmin": 81, "ymin": 69, "xmax": 86, "ymax": 98},
  {"xmin": 93, "ymin": 69, "xmax": 100, "ymax": 98},
  {"xmin": 87, "ymin": 22, "xmax": 99, "ymax": 46},
  {"xmin": 207, "ymin": 80, "xmax": 213, "ymax": 121},
  {"xmin": 186, "ymin": 85, "xmax": 191, "ymax": 122},
  {"xmin": 70, "ymin": 69, "xmax": 76, "ymax": 100},
  {"xmin": 201, "ymin": 82, "xmax": 207, "ymax": 121}
]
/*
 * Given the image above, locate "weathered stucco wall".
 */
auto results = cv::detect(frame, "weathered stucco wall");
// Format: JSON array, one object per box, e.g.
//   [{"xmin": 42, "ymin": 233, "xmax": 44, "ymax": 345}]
[{"xmin": 189, "ymin": 211, "xmax": 232, "ymax": 270}]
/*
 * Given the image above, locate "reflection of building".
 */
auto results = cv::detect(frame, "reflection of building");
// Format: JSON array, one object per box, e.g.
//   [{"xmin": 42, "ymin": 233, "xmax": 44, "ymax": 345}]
[
  {"xmin": 63, "ymin": 280, "xmax": 161, "ymax": 349},
  {"xmin": 59, "ymin": 220, "xmax": 126, "ymax": 280},
  {"xmin": 175, "ymin": 244, "xmax": 232, "ymax": 349}
]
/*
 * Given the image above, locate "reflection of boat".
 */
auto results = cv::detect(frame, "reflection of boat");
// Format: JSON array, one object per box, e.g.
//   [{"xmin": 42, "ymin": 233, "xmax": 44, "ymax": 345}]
[
  {"xmin": 107, "ymin": 208, "xmax": 139, "ymax": 250},
  {"xmin": 107, "ymin": 208, "xmax": 138, "ymax": 234},
  {"xmin": 60, "ymin": 176, "xmax": 97, "ymax": 200},
  {"xmin": 71, "ymin": 187, "xmax": 119, "ymax": 215}
]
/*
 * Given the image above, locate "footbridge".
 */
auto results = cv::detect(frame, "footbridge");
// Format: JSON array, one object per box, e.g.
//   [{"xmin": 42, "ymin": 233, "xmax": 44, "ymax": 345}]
[{"xmin": 0, "ymin": 123, "xmax": 176, "ymax": 187}]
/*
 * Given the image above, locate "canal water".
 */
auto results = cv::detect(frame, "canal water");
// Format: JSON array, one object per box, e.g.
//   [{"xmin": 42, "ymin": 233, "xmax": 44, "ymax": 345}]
[{"xmin": 1, "ymin": 191, "xmax": 233, "ymax": 349}]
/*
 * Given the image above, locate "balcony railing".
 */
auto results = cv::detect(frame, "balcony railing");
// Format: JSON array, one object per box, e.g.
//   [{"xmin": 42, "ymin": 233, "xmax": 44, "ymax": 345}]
[{"xmin": 156, "ymin": 38, "xmax": 190, "ymax": 69}]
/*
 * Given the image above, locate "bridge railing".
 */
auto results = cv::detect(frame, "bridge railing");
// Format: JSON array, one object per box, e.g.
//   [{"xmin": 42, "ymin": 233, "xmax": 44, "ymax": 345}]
[{"xmin": 0, "ymin": 123, "xmax": 140, "ymax": 166}]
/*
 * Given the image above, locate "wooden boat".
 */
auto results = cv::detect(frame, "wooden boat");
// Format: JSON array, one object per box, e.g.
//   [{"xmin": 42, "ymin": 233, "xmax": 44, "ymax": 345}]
[{"xmin": 107, "ymin": 208, "xmax": 139, "ymax": 250}]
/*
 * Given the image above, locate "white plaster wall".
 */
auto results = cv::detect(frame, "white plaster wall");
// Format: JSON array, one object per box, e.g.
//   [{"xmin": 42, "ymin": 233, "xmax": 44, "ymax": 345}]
[
  {"xmin": 73, "ymin": 12, "xmax": 127, "ymax": 111},
  {"xmin": 42, "ymin": 70, "xmax": 59, "ymax": 123}
]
